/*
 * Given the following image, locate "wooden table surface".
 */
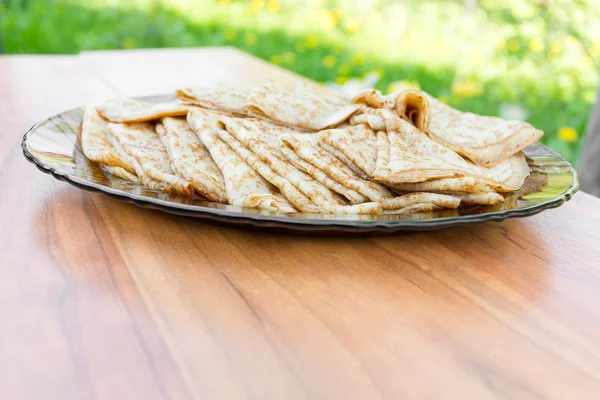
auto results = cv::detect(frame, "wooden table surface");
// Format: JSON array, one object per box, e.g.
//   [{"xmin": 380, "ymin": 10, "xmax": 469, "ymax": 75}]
[{"xmin": 2, "ymin": 47, "xmax": 600, "ymax": 400}]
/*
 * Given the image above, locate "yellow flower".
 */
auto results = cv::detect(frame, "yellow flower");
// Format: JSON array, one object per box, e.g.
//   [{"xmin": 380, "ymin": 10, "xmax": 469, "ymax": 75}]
[
  {"xmin": 332, "ymin": 8, "xmax": 344, "ymax": 20},
  {"xmin": 551, "ymin": 40, "xmax": 562, "ymax": 53},
  {"xmin": 507, "ymin": 39, "xmax": 520, "ymax": 52},
  {"xmin": 352, "ymin": 53, "xmax": 365, "ymax": 65},
  {"xmin": 529, "ymin": 38, "xmax": 544, "ymax": 53},
  {"xmin": 337, "ymin": 64, "xmax": 351, "ymax": 76},
  {"xmin": 344, "ymin": 19, "xmax": 360, "ymax": 34},
  {"xmin": 122, "ymin": 37, "xmax": 136, "ymax": 49},
  {"xmin": 270, "ymin": 55, "xmax": 283, "ymax": 65},
  {"xmin": 547, "ymin": 51, "xmax": 558, "ymax": 61},
  {"xmin": 322, "ymin": 55, "xmax": 336, "ymax": 68},
  {"xmin": 387, "ymin": 80, "xmax": 420, "ymax": 94},
  {"xmin": 266, "ymin": 0, "xmax": 280, "ymax": 12},
  {"xmin": 249, "ymin": 0, "xmax": 264, "ymax": 12},
  {"xmin": 320, "ymin": 9, "xmax": 338, "ymax": 31},
  {"xmin": 282, "ymin": 52, "xmax": 296, "ymax": 64},
  {"xmin": 452, "ymin": 79, "xmax": 483, "ymax": 98},
  {"xmin": 224, "ymin": 29, "xmax": 237, "ymax": 41},
  {"xmin": 305, "ymin": 35, "xmax": 319, "ymax": 49},
  {"xmin": 557, "ymin": 127, "xmax": 578, "ymax": 142},
  {"xmin": 335, "ymin": 76, "xmax": 349, "ymax": 85},
  {"xmin": 217, "ymin": 0, "xmax": 230, "ymax": 4},
  {"xmin": 244, "ymin": 32, "xmax": 258, "ymax": 46}
]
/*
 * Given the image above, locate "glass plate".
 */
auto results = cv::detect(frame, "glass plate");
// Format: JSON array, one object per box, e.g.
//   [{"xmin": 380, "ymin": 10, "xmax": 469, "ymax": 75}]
[{"xmin": 22, "ymin": 95, "xmax": 579, "ymax": 233}]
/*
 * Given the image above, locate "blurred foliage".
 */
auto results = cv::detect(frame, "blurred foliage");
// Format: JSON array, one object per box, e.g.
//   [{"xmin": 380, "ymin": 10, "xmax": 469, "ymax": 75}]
[{"xmin": 1, "ymin": 0, "xmax": 599, "ymax": 165}]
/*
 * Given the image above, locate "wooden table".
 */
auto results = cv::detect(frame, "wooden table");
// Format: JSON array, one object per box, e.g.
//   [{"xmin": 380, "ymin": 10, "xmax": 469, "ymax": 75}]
[{"xmin": 2, "ymin": 47, "xmax": 600, "ymax": 400}]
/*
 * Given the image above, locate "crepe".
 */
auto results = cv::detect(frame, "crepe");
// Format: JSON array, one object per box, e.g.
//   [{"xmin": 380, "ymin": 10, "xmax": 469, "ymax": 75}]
[
  {"xmin": 353, "ymin": 89, "xmax": 430, "ymax": 132},
  {"xmin": 424, "ymin": 93, "xmax": 542, "ymax": 166},
  {"xmin": 352, "ymin": 109, "xmax": 530, "ymax": 192},
  {"xmin": 98, "ymin": 164, "xmax": 139, "ymax": 183},
  {"xmin": 187, "ymin": 109, "xmax": 296, "ymax": 212},
  {"xmin": 282, "ymin": 123, "xmax": 500, "ymax": 207},
  {"xmin": 389, "ymin": 177, "xmax": 493, "ymax": 194},
  {"xmin": 242, "ymin": 82, "xmax": 361, "ymax": 131},
  {"xmin": 157, "ymin": 117, "xmax": 227, "ymax": 203},
  {"xmin": 108, "ymin": 122, "xmax": 194, "ymax": 196},
  {"xmin": 379, "ymin": 192, "xmax": 460, "ymax": 211},
  {"xmin": 320, "ymin": 124, "xmax": 379, "ymax": 176},
  {"xmin": 215, "ymin": 116, "xmax": 383, "ymax": 214},
  {"xmin": 438, "ymin": 191, "xmax": 504, "ymax": 205},
  {"xmin": 80, "ymin": 81, "xmax": 544, "ymax": 215},
  {"xmin": 278, "ymin": 133, "xmax": 394, "ymax": 203},
  {"xmin": 317, "ymin": 120, "xmax": 518, "ymax": 205},
  {"xmin": 278, "ymin": 132, "xmax": 478, "ymax": 210},
  {"xmin": 97, "ymin": 98, "xmax": 193, "ymax": 123},
  {"xmin": 351, "ymin": 89, "xmax": 542, "ymax": 166},
  {"xmin": 319, "ymin": 123, "xmax": 515, "ymax": 194},
  {"xmin": 106, "ymin": 124, "xmax": 171, "ymax": 192},
  {"xmin": 80, "ymin": 105, "xmax": 137, "ymax": 181},
  {"xmin": 278, "ymin": 135, "xmax": 368, "ymax": 204},
  {"xmin": 175, "ymin": 87, "xmax": 248, "ymax": 116}
]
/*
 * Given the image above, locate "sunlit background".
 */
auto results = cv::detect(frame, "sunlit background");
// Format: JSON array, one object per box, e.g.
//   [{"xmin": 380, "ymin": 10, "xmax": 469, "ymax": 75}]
[{"xmin": 2, "ymin": 0, "xmax": 599, "ymax": 164}]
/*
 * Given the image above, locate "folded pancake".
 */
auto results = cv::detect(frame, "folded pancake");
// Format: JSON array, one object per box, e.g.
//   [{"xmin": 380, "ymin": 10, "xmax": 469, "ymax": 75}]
[
  {"xmin": 438, "ymin": 191, "xmax": 504, "ymax": 205},
  {"xmin": 278, "ymin": 133, "xmax": 471, "ymax": 210},
  {"xmin": 379, "ymin": 192, "xmax": 460, "ymax": 212},
  {"xmin": 354, "ymin": 109, "xmax": 530, "ymax": 192},
  {"xmin": 278, "ymin": 135, "xmax": 368, "ymax": 205},
  {"xmin": 318, "ymin": 120, "xmax": 523, "ymax": 205},
  {"xmin": 389, "ymin": 177, "xmax": 493, "ymax": 194},
  {"xmin": 97, "ymin": 98, "xmax": 193, "ymax": 123},
  {"xmin": 278, "ymin": 133, "xmax": 395, "ymax": 203},
  {"xmin": 107, "ymin": 122, "xmax": 194, "ymax": 196},
  {"xmin": 242, "ymin": 82, "xmax": 360, "ymax": 131},
  {"xmin": 384, "ymin": 204, "xmax": 445, "ymax": 214},
  {"xmin": 106, "ymin": 124, "xmax": 173, "ymax": 192},
  {"xmin": 319, "ymin": 123, "xmax": 509, "ymax": 194},
  {"xmin": 423, "ymin": 93, "xmax": 542, "ymax": 166},
  {"xmin": 215, "ymin": 116, "xmax": 382, "ymax": 214},
  {"xmin": 80, "ymin": 105, "xmax": 137, "ymax": 182},
  {"xmin": 353, "ymin": 89, "xmax": 430, "ymax": 132},
  {"xmin": 175, "ymin": 87, "xmax": 248, "ymax": 116},
  {"xmin": 320, "ymin": 124, "xmax": 379, "ymax": 177},
  {"xmin": 384, "ymin": 177, "xmax": 505, "ymax": 205},
  {"xmin": 187, "ymin": 109, "xmax": 296, "ymax": 212},
  {"xmin": 351, "ymin": 89, "xmax": 542, "ymax": 166},
  {"xmin": 98, "ymin": 164, "xmax": 139, "ymax": 183},
  {"xmin": 156, "ymin": 117, "xmax": 227, "ymax": 203}
]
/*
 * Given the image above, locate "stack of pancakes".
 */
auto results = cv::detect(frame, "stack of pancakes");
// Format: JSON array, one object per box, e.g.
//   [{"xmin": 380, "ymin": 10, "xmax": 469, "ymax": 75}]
[{"xmin": 80, "ymin": 82, "xmax": 543, "ymax": 215}]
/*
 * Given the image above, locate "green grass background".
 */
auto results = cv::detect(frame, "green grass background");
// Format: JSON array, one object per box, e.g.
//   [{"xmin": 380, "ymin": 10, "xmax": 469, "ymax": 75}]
[{"xmin": 2, "ymin": 0, "xmax": 599, "ymax": 165}]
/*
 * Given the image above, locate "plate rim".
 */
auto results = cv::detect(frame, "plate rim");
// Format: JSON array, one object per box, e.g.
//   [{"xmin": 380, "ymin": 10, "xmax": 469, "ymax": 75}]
[{"xmin": 21, "ymin": 100, "xmax": 580, "ymax": 232}]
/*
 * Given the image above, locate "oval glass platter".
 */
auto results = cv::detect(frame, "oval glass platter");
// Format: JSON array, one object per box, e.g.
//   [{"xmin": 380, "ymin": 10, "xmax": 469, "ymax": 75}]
[{"xmin": 22, "ymin": 95, "xmax": 579, "ymax": 233}]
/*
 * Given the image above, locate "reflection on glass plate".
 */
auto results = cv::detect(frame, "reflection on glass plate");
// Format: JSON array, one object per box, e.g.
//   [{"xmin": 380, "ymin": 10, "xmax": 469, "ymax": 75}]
[{"xmin": 22, "ymin": 95, "xmax": 579, "ymax": 233}]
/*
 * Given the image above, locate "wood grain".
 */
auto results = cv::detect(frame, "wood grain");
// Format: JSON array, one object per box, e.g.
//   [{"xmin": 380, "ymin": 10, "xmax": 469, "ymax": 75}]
[
  {"xmin": 2, "ymin": 49, "xmax": 600, "ymax": 400},
  {"xmin": 80, "ymin": 47, "xmax": 321, "ymax": 96}
]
